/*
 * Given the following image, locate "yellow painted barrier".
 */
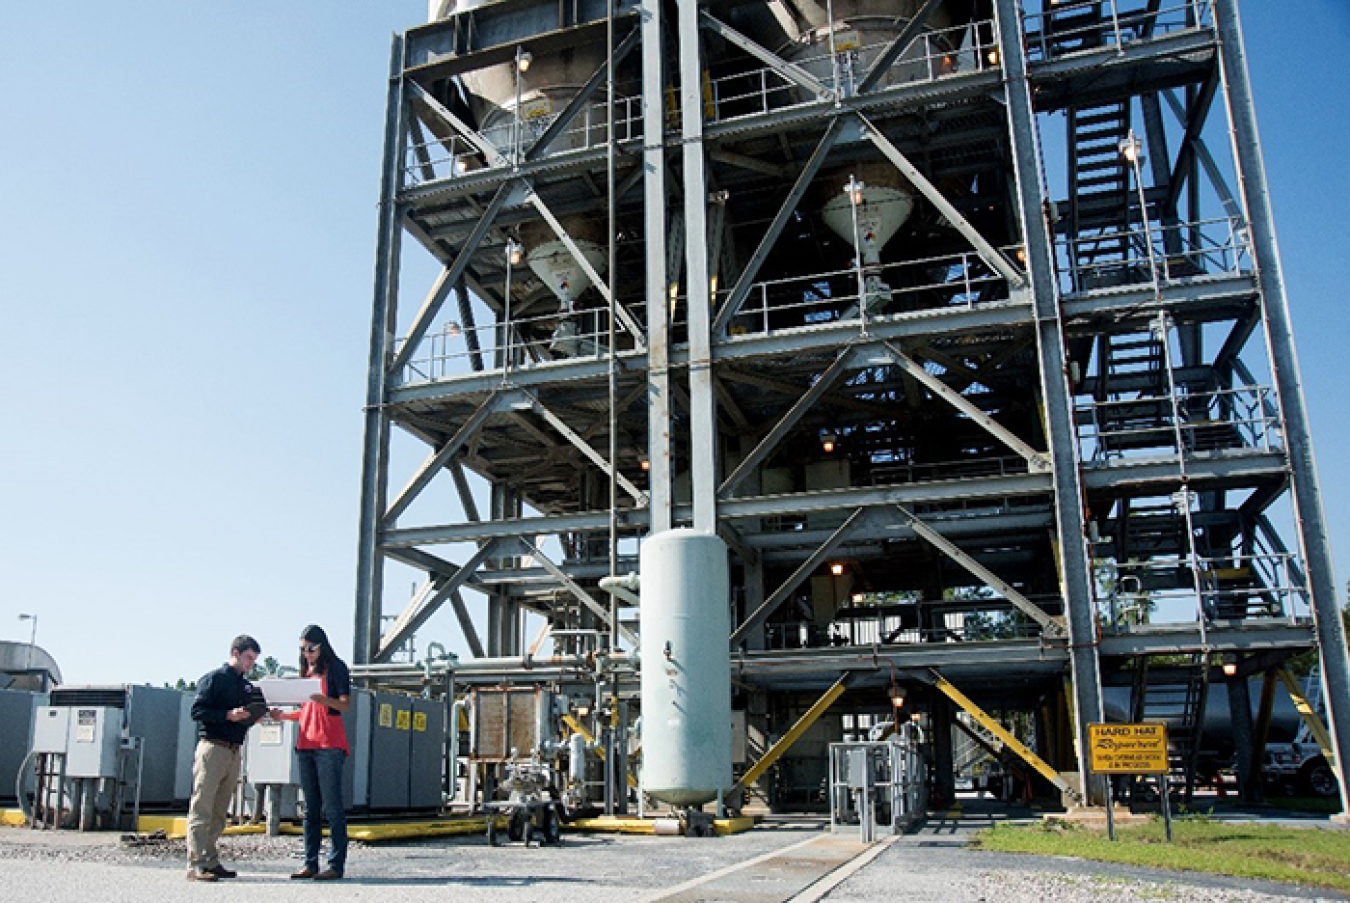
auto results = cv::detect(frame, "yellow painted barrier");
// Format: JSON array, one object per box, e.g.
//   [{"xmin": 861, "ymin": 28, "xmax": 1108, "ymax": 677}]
[{"xmin": 569, "ymin": 815, "xmax": 755, "ymax": 836}]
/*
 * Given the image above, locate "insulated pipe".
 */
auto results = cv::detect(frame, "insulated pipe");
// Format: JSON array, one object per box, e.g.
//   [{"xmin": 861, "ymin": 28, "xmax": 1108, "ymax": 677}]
[
  {"xmin": 15, "ymin": 749, "xmax": 39, "ymax": 823},
  {"xmin": 448, "ymin": 699, "xmax": 468, "ymax": 805},
  {"xmin": 599, "ymin": 573, "xmax": 641, "ymax": 607}
]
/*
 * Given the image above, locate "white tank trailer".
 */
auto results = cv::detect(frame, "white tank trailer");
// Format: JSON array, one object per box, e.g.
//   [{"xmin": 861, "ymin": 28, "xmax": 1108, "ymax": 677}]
[{"xmin": 639, "ymin": 529, "xmax": 733, "ymax": 807}]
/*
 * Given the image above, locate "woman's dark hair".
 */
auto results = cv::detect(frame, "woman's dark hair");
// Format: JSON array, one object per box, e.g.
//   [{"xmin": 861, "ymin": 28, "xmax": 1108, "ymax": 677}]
[{"xmin": 298, "ymin": 624, "xmax": 340, "ymax": 676}]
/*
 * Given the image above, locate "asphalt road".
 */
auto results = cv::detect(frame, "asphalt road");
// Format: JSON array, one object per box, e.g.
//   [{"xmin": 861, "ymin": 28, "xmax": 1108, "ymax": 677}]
[{"xmin": 0, "ymin": 803, "xmax": 1345, "ymax": 902}]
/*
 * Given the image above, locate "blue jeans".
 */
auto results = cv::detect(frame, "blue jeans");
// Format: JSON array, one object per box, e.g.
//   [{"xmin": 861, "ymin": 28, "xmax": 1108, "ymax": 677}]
[{"xmin": 296, "ymin": 748, "xmax": 347, "ymax": 874}]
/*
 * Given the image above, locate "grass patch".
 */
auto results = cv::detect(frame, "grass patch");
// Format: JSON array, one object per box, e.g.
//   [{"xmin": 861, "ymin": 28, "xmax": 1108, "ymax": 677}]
[
  {"xmin": 975, "ymin": 816, "xmax": 1350, "ymax": 893},
  {"xmin": 1270, "ymin": 796, "xmax": 1345, "ymax": 816}
]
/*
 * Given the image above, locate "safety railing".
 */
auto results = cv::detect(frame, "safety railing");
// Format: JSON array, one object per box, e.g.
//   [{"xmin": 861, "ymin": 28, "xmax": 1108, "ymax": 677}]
[
  {"xmin": 1055, "ymin": 215, "xmax": 1252, "ymax": 295},
  {"xmin": 1075, "ymin": 384, "xmax": 1282, "ymax": 464},
  {"xmin": 1097, "ymin": 551, "xmax": 1309, "ymax": 629},
  {"xmin": 403, "ymin": 92, "xmax": 644, "ymax": 188},
  {"xmin": 395, "ymin": 243, "xmax": 1021, "ymax": 387},
  {"xmin": 766, "ymin": 602, "xmax": 1053, "ymax": 650},
  {"xmin": 720, "ymin": 248, "xmax": 1012, "ymax": 339},
  {"xmin": 706, "ymin": 19, "xmax": 998, "ymax": 124},
  {"xmin": 1023, "ymin": 0, "xmax": 1213, "ymax": 63},
  {"xmin": 868, "ymin": 455, "xmax": 1032, "ymax": 487},
  {"xmin": 393, "ymin": 300, "xmax": 646, "ymax": 387}
]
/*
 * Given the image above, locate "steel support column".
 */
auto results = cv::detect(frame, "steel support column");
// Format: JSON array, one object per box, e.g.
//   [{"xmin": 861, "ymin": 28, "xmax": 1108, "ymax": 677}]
[
  {"xmin": 677, "ymin": 0, "xmax": 717, "ymax": 531},
  {"xmin": 354, "ymin": 35, "xmax": 408, "ymax": 665},
  {"xmin": 994, "ymin": 0, "xmax": 1105, "ymax": 804},
  {"xmin": 642, "ymin": 0, "xmax": 671, "ymax": 535},
  {"xmin": 1213, "ymin": 0, "xmax": 1350, "ymax": 814}
]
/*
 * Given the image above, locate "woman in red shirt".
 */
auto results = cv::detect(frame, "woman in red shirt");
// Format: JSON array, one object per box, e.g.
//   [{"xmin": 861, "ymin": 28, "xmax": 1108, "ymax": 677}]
[{"xmin": 282, "ymin": 624, "xmax": 351, "ymax": 881}]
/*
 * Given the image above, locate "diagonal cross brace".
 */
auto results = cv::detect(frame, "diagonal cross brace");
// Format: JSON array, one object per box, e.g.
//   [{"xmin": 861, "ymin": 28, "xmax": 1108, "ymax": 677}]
[
  {"xmin": 881, "ymin": 341, "xmax": 1048, "ymax": 470},
  {"xmin": 524, "ymin": 391, "xmax": 646, "ymax": 503},
  {"xmin": 857, "ymin": 0, "xmax": 947, "ymax": 94},
  {"xmin": 377, "ymin": 538, "xmax": 502, "ymax": 662},
  {"xmin": 859, "ymin": 114, "xmax": 1026, "ymax": 289},
  {"xmin": 895, "ymin": 504, "xmax": 1061, "ymax": 635},
  {"xmin": 720, "ymin": 345, "xmax": 859, "ymax": 498},
  {"xmin": 526, "ymin": 28, "xmax": 641, "ymax": 161},
  {"xmin": 713, "ymin": 118, "xmax": 846, "ymax": 335},
  {"xmin": 733, "ymin": 674, "xmax": 851, "ymax": 794},
  {"xmin": 932, "ymin": 670, "xmax": 1079, "ymax": 800},
  {"xmin": 525, "ymin": 189, "xmax": 646, "ymax": 349},
  {"xmin": 516, "ymin": 536, "xmax": 640, "ymax": 649},
  {"xmin": 700, "ymin": 9, "xmax": 834, "ymax": 101},
  {"xmin": 383, "ymin": 390, "xmax": 510, "ymax": 525},
  {"xmin": 388, "ymin": 183, "xmax": 517, "ymax": 376},
  {"xmin": 407, "ymin": 81, "xmax": 507, "ymax": 168},
  {"xmin": 1161, "ymin": 87, "xmax": 1243, "ymax": 222},
  {"xmin": 731, "ymin": 508, "xmax": 867, "ymax": 646}
]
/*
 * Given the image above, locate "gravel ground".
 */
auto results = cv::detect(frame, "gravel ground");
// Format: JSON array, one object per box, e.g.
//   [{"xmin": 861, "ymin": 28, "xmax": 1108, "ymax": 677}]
[{"xmin": 1, "ymin": 808, "xmax": 1346, "ymax": 903}]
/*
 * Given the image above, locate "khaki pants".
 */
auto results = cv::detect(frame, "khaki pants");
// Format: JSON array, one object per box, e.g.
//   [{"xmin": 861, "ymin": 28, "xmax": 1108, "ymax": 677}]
[{"xmin": 186, "ymin": 739, "xmax": 241, "ymax": 870}]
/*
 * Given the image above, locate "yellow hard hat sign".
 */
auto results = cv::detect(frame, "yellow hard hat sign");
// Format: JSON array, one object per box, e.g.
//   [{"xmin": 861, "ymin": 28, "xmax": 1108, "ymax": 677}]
[{"xmin": 1088, "ymin": 723, "xmax": 1169, "ymax": 774}]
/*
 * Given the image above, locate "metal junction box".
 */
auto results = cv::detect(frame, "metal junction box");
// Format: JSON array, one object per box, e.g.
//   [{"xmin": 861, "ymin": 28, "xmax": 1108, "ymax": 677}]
[
  {"xmin": 65, "ymin": 706, "xmax": 122, "ymax": 779},
  {"xmin": 245, "ymin": 719, "xmax": 301, "ymax": 785},
  {"xmin": 30, "ymin": 705, "xmax": 70, "ymax": 754}
]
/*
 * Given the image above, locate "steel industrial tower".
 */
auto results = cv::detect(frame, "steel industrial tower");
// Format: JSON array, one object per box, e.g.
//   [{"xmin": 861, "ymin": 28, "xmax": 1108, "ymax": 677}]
[{"xmin": 354, "ymin": 0, "xmax": 1349, "ymax": 810}]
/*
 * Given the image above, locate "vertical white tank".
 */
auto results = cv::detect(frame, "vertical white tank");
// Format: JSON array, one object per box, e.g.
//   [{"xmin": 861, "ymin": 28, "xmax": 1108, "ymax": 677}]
[{"xmin": 639, "ymin": 529, "xmax": 733, "ymax": 806}]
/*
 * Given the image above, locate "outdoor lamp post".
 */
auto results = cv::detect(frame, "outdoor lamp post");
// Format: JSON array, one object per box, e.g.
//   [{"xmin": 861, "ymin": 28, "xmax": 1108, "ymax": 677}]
[{"xmin": 17, "ymin": 612, "xmax": 37, "ymax": 671}]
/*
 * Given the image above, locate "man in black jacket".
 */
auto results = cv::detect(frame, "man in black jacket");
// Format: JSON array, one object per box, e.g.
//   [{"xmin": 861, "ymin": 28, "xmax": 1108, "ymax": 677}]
[{"xmin": 185, "ymin": 634, "xmax": 275, "ymax": 881}]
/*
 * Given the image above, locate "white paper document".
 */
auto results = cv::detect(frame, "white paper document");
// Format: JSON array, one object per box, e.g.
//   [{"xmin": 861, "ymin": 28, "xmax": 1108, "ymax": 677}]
[{"xmin": 256, "ymin": 677, "xmax": 322, "ymax": 706}]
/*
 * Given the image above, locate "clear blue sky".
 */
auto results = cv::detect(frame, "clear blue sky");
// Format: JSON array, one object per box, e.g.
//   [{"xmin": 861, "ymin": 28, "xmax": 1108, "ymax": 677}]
[{"xmin": 2, "ymin": 3, "xmax": 1346, "ymax": 686}]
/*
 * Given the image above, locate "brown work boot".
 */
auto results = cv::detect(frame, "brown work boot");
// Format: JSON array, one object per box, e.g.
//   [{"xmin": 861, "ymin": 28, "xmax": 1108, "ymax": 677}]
[{"xmin": 186, "ymin": 868, "xmax": 219, "ymax": 882}]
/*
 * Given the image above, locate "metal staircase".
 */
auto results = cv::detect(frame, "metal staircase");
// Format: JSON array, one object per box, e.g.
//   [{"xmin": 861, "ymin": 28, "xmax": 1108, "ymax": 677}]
[
  {"xmin": 1121, "ymin": 500, "xmax": 1187, "ymax": 560},
  {"xmin": 1044, "ymin": 1, "xmax": 1108, "ymax": 55},
  {"xmin": 1094, "ymin": 329, "xmax": 1171, "ymax": 452},
  {"xmin": 1131, "ymin": 655, "xmax": 1210, "ymax": 804},
  {"xmin": 1068, "ymin": 101, "xmax": 1134, "ymax": 289}
]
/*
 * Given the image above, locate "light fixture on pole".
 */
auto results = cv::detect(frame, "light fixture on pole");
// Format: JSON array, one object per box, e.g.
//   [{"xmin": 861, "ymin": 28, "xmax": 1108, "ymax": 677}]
[
  {"xmin": 512, "ymin": 46, "xmax": 532, "ymax": 164},
  {"xmin": 843, "ymin": 176, "xmax": 869, "ymax": 333},
  {"xmin": 17, "ymin": 613, "xmax": 37, "ymax": 671},
  {"xmin": 830, "ymin": 562, "xmax": 845, "ymax": 577},
  {"xmin": 889, "ymin": 684, "xmax": 906, "ymax": 711},
  {"xmin": 821, "ymin": 431, "xmax": 838, "ymax": 454},
  {"xmin": 1118, "ymin": 128, "xmax": 1161, "ymax": 290},
  {"xmin": 1117, "ymin": 132, "xmax": 1141, "ymax": 163},
  {"xmin": 1221, "ymin": 654, "xmax": 1239, "ymax": 678},
  {"xmin": 503, "ymin": 239, "xmax": 523, "ymax": 375}
]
